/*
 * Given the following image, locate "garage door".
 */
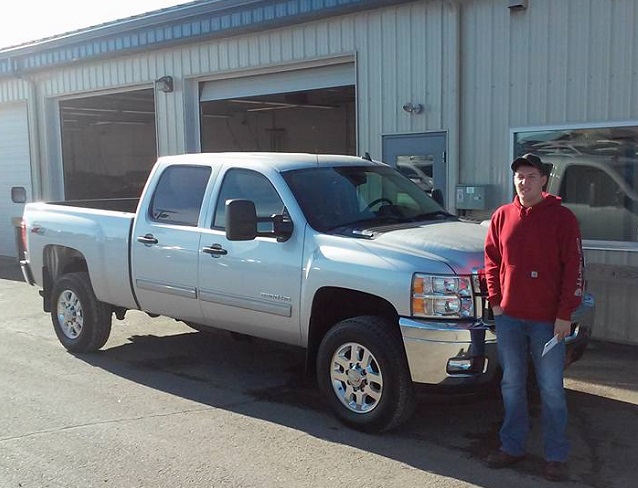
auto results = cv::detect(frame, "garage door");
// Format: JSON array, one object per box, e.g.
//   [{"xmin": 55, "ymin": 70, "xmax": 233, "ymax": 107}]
[
  {"xmin": 0, "ymin": 102, "xmax": 32, "ymax": 258},
  {"xmin": 200, "ymin": 63, "xmax": 356, "ymax": 154},
  {"xmin": 200, "ymin": 62, "xmax": 355, "ymax": 101}
]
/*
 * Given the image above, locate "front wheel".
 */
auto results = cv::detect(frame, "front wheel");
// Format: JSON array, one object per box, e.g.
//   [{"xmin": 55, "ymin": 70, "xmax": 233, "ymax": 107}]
[
  {"xmin": 316, "ymin": 316, "xmax": 415, "ymax": 433},
  {"xmin": 50, "ymin": 272, "xmax": 112, "ymax": 352}
]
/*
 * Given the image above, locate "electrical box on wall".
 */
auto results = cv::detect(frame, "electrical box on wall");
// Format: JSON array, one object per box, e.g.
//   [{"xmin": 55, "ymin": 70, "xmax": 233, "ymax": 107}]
[{"xmin": 456, "ymin": 185, "xmax": 488, "ymax": 210}]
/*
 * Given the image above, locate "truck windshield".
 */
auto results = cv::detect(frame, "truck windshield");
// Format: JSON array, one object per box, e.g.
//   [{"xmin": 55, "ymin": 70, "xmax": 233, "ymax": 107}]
[{"xmin": 283, "ymin": 165, "xmax": 451, "ymax": 233}]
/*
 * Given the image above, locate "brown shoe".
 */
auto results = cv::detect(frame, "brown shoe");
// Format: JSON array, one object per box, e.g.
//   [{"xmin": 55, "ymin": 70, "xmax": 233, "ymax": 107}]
[
  {"xmin": 484, "ymin": 450, "xmax": 525, "ymax": 468},
  {"xmin": 545, "ymin": 461, "xmax": 568, "ymax": 482}
]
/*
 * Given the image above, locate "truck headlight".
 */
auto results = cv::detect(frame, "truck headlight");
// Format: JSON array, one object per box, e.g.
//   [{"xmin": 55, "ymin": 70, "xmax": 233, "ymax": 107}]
[{"xmin": 411, "ymin": 273, "xmax": 475, "ymax": 319}]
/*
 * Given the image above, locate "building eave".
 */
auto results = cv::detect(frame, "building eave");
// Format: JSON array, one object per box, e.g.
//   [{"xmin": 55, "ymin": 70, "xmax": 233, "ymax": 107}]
[{"xmin": 0, "ymin": 0, "xmax": 414, "ymax": 78}]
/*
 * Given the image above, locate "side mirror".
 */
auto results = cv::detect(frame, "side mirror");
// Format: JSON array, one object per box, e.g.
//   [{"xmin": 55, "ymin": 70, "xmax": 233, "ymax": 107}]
[
  {"xmin": 431, "ymin": 188, "xmax": 445, "ymax": 208},
  {"xmin": 272, "ymin": 214, "xmax": 294, "ymax": 242},
  {"xmin": 11, "ymin": 186, "xmax": 27, "ymax": 204},
  {"xmin": 226, "ymin": 199, "xmax": 257, "ymax": 241}
]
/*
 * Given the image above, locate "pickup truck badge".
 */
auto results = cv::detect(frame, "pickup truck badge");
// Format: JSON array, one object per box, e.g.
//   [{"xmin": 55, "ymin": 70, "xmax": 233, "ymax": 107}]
[{"xmin": 261, "ymin": 293, "xmax": 291, "ymax": 302}]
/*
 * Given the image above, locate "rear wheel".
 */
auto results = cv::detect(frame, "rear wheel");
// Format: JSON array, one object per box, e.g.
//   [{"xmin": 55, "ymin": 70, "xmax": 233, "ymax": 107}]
[
  {"xmin": 51, "ymin": 272, "xmax": 112, "ymax": 352},
  {"xmin": 316, "ymin": 315, "xmax": 415, "ymax": 433}
]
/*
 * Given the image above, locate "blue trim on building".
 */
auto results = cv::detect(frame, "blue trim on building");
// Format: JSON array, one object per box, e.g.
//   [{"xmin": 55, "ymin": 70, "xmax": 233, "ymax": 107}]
[{"xmin": 0, "ymin": 0, "xmax": 411, "ymax": 77}]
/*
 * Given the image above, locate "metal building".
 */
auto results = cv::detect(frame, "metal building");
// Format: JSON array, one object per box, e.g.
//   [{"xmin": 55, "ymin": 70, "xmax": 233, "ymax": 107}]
[{"xmin": 1, "ymin": 0, "xmax": 637, "ymax": 344}]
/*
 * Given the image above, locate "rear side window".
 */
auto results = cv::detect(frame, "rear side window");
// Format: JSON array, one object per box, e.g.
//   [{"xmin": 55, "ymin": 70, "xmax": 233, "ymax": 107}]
[{"xmin": 150, "ymin": 165, "xmax": 211, "ymax": 226}]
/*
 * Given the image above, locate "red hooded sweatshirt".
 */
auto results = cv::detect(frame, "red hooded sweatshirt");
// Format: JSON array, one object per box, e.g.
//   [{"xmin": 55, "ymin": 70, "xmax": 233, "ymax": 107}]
[{"xmin": 484, "ymin": 193, "xmax": 583, "ymax": 323}]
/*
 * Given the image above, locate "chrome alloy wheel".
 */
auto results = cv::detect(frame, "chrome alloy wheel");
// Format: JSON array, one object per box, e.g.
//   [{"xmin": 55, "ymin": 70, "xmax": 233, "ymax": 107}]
[
  {"xmin": 330, "ymin": 342, "xmax": 383, "ymax": 414},
  {"xmin": 56, "ymin": 289, "xmax": 84, "ymax": 339}
]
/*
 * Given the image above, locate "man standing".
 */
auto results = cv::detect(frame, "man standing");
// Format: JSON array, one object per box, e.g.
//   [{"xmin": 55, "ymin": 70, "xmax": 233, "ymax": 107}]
[{"xmin": 483, "ymin": 153, "xmax": 583, "ymax": 482}]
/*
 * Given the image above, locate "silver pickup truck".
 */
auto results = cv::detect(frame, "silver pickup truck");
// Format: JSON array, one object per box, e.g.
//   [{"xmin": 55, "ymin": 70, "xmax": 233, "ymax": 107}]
[{"xmin": 18, "ymin": 153, "xmax": 594, "ymax": 432}]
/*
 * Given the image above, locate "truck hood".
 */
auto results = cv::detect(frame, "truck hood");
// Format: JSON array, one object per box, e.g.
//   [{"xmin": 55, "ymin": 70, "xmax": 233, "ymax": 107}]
[{"xmin": 361, "ymin": 220, "xmax": 488, "ymax": 274}]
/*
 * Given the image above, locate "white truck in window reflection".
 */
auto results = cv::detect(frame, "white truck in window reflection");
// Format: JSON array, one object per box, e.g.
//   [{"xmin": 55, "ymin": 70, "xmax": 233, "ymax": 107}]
[
  {"xmin": 544, "ymin": 155, "xmax": 638, "ymax": 242},
  {"xmin": 18, "ymin": 153, "xmax": 594, "ymax": 433}
]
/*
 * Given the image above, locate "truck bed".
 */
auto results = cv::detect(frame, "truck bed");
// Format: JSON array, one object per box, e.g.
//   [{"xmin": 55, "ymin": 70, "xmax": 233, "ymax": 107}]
[
  {"xmin": 49, "ymin": 198, "xmax": 139, "ymax": 213},
  {"xmin": 22, "ymin": 200, "xmax": 138, "ymax": 310}
]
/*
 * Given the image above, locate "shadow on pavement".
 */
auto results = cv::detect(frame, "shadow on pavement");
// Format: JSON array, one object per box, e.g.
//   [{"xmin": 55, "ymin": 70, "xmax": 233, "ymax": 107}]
[
  {"xmin": 0, "ymin": 256, "xmax": 24, "ymax": 282},
  {"xmin": 75, "ymin": 328, "xmax": 638, "ymax": 488}
]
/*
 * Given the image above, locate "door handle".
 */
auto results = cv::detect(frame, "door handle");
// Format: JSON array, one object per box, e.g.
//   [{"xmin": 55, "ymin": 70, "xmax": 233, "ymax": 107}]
[
  {"xmin": 136, "ymin": 234, "xmax": 158, "ymax": 245},
  {"xmin": 202, "ymin": 244, "xmax": 228, "ymax": 256}
]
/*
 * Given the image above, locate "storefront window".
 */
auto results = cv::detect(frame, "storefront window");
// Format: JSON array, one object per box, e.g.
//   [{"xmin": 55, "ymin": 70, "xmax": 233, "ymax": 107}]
[{"xmin": 514, "ymin": 126, "xmax": 638, "ymax": 243}]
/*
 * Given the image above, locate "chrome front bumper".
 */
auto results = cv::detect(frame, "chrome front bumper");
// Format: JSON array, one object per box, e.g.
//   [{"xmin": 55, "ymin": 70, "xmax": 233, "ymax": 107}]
[
  {"xmin": 400, "ymin": 293, "xmax": 595, "ymax": 387},
  {"xmin": 400, "ymin": 318, "xmax": 498, "ymax": 386}
]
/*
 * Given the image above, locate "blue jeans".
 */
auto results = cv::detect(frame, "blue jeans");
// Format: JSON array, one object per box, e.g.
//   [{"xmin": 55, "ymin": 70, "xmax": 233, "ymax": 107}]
[{"xmin": 495, "ymin": 314, "xmax": 569, "ymax": 462}]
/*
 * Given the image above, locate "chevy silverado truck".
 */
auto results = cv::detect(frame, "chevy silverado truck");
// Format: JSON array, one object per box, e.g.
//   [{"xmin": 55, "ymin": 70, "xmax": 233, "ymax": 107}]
[{"xmin": 18, "ymin": 153, "xmax": 594, "ymax": 432}]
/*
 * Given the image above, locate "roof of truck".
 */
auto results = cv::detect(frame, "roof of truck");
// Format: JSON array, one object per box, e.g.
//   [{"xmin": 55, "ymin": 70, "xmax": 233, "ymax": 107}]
[{"xmin": 156, "ymin": 152, "xmax": 385, "ymax": 173}]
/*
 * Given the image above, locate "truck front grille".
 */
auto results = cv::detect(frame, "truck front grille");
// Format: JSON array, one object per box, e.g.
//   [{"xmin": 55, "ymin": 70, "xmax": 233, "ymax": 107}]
[{"xmin": 472, "ymin": 268, "xmax": 494, "ymax": 323}]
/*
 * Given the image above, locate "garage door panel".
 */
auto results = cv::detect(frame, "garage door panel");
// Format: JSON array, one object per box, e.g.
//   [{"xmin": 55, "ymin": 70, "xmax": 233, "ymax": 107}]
[
  {"xmin": 200, "ymin": 63, "xmax": 355, "ymax": 101},
  {"xmin": 0, "ymin": 102, "xmax": 32, "ymax": 258}
]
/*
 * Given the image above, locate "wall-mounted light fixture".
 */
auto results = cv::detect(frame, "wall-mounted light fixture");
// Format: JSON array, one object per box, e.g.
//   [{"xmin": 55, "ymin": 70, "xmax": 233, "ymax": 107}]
[
  {"xmin": 155, "ymin": 75, "xmax": 174, "ymax": 93},
  {"xmin": 508, "ymin": 0, "xmax": 528, "ymax": 11},
  {"xmin": 402, "ymin": 102, "xmax": 423, "ymax": 114}
]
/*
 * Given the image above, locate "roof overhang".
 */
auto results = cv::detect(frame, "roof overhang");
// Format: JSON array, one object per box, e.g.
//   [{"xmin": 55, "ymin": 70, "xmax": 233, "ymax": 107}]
[{"xmin": 0, "ymin": 0, "xmax": 415, "ymax": 78}]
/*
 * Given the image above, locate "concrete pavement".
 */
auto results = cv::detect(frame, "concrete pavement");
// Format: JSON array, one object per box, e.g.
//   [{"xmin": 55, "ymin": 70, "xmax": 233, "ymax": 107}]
[{"xmin": 1, "ymin": 255, "xmax": 637, "ymax": 487}]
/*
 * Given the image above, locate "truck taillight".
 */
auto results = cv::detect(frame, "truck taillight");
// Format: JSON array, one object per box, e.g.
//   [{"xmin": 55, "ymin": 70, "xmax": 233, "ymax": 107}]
[{"xmin": 20, "ymin": 220, "xmax": 28, "ymax": 256}]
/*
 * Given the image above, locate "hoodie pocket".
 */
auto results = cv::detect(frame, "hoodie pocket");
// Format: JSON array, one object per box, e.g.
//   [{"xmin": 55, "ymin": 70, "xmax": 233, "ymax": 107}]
[{"xmin": 501, "ymin": 264, "xmax": 557, "ymax": 309}]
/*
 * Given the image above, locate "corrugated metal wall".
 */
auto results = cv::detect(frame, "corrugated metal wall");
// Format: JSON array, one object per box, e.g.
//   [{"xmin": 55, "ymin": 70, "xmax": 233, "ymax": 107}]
[
  {"xmin": 461, "ymin": 0, "xmax": 638, "ymax": 198},
  {"xmin": 1, "ymin": 1, "xmax": 453, "ymax": 199},
  {"xmin": 461, "ymin": 0, "xmax": 638, "ymax": 345},
  {"xmin": 585, "ymin": 249, "xmax": 638, "ymax": 344},
  {"xmin": 0, "ymin": 79, "xmax": 28, "ymax": 102}
]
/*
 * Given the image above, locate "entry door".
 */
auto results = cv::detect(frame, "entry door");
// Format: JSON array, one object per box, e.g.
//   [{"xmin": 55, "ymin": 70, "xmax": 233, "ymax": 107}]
[
  {"xmin": 383, "ymin": 132, "xmax": 447, "ymax": 206},
  {"xmin": 0, "ymin": 102, "xmax": 32, "ymax": 258}
]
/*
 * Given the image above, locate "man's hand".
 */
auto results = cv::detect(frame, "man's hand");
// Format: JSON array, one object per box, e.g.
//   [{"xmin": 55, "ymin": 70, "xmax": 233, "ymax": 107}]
[
  {"xmin": 492, "ymin": 305, "xmax": 504, "ymax": 316},
  {"xmin": 554, "ymin": 318, "xmax": 572, "ymax": 340}
]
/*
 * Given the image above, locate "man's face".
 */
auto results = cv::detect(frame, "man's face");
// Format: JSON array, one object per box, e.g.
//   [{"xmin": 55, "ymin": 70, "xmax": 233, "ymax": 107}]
[{"xmin": 514, "ymin": 165, "xmax": 547, "ymax": 206}]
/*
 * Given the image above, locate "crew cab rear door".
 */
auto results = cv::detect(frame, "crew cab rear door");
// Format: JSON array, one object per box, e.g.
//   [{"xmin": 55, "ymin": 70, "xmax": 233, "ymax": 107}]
[
  {"xmin": 131, "ymin": 164, "xmax": 211, "ymax": 322},
  {"xmin": 197, "ymin": 167, "xmax": 304, "ymax": 345}
]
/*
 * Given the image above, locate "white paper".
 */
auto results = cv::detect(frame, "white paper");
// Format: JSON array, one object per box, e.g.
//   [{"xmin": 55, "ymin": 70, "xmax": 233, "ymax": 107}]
[{"xmin": 542, "ymin": 335, "xmax": 561, "ymax": 357}]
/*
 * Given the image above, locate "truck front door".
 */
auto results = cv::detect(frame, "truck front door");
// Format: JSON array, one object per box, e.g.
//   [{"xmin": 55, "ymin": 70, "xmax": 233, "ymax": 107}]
[{"xmin": 197, "ymin": 168, "xmax": 303, "ymax": 345}]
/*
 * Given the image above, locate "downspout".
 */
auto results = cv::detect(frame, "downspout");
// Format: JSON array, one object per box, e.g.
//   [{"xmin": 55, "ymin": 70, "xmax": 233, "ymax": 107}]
[
  {"xmin": 445, "ymin": 0, "xmax": 461, "ymax": 214},
  {"xmin": 25, "ymin": 75, "xmax": 43, "ymax": 201}
]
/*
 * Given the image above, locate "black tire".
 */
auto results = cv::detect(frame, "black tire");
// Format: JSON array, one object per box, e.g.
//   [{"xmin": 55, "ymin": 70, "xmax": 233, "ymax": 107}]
[
  {"xmin": 316, "ymin": 315, "xmax": 415, "ymax": 433},
  {"xmin": 50, "ymin": 272, "xmax": 112, "ymax": 352}
]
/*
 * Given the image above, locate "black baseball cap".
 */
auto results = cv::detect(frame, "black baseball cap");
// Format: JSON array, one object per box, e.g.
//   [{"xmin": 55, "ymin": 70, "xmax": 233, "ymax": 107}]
[{"xmin": 511, "ymin": 153, "xmax": 547, "ymax": 175}]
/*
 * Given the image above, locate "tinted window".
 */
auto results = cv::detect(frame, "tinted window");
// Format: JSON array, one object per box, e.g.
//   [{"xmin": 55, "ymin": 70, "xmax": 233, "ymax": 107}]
[
  {"xmin": 213, "ymin": 169, "xmax": 284, "ymax": 231},
  {"xmin": 150, "ymin": 165, "xmax": 211, "ymax": 226}
]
